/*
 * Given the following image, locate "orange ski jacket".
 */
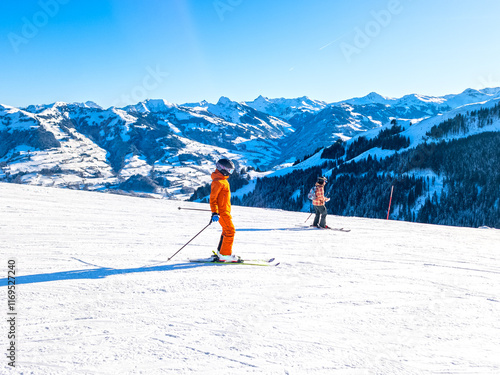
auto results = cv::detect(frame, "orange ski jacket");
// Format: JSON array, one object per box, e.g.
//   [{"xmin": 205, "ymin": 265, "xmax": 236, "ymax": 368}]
[{"xmin": 210, "ymin": 170, "xmax": 231, "ymax": 215}]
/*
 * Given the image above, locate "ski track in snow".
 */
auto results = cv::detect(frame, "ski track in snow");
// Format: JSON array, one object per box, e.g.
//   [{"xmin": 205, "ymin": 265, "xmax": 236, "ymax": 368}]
[{"xmin": 1, "ymin": 183, "xmax": 500, "ymax": 374}]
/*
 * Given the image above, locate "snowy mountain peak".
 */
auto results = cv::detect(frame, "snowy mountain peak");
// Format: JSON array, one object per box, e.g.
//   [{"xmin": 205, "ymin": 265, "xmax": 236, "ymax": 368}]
[
  {"xmin": 122, "ymin": 99, "xmax": 175, "ymax": 113},
  {"xmin": 297, "ymin": 95, "xmax": 312, "ymax": 103},
  {"xmin": 245, "ymin": 95, "xmax": 327, "ymax": 120},
  {"xmin": 479, "ymin": 87, "xmax": 500, "ymax": 96},
  {"xmin": 50, "ymin": 101, "xmax": 69, "ymax": 109},
  {"xmin": 146, "ymin": 98, "xmax": 175, "ymax": 109},
  {"xmin": 441, "ymin": 87, "xmax": 500, "ymax": 108},
  {"xmin": 462, "ymin": 88, "xmax": 482, "ymax": 96},
  {"xmin": 0, "ymin": 103, "xmax": 16, "ymax": 112},
  {"xmin": 335, "ymin": 87, "xmax": 500, "ymax": 109},
  {"xmin": 81, "ymin": 101, "xmax": 102, "ymax": 109},
  {"xmin": 19, "ymin": 101, "xmax": 104, "ymax": 114},
  {"xmin": 20, "ymin": 101, "xmax": 69, "ymax": 113},
  {"xmin": 296, "ymin": 96, "xmax": 327, "ymax": 109},
  {"xmin": 458, "ymin": 87, "xmax": 500, "ymax": 100},
  {"xmin": 180, "ymin": 100, "xmax": 209, "ymax": 108},
  {"xmin": 216, "ymin": 96, "xmax": 236, "ymax": 106},
  {"xmin": 365, "ymin": 92, "xmax": 387, "ymax": 100},
  {"xmin": 339, "ymin": 92, "xmax": 393, "ymax": 106},
  {"xmin": 251, "ymin": 95, "xmax": 270, "ymax": 106},
  {"xmin": 398, "ymin": 93, "xmax": 446, "ymax": 105}
]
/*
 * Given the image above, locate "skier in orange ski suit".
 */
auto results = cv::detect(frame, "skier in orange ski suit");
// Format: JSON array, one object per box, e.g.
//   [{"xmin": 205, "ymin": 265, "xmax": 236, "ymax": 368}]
[{"xmin": 210, "ymin": 159, "xmax": 235, "ymax": 256}]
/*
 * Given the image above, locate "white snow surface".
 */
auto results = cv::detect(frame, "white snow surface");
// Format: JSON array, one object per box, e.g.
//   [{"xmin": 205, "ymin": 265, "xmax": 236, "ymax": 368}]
[{"xmin": 1, "ymin": 183, "xmax": 500, "ymax": 374}]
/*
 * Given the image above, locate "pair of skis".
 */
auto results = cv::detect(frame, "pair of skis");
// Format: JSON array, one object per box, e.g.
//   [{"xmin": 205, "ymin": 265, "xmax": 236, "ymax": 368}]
[
  {"xmin": 310, "ymin": 225, "xmax": 351, "ymax": 232},
  {"xmin": 296, "ymin": 224, "xmax": 351, "ymax": 232},
  {"xmin": 189, "ymin": 251, "xmax": 280, "ymax": 267}
]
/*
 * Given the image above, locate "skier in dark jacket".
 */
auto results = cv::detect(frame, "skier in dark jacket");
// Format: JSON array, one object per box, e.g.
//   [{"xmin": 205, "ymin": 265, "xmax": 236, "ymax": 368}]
[{"xmin": 312, "ymin": 176, "xmax": 330, "ymax": 228}]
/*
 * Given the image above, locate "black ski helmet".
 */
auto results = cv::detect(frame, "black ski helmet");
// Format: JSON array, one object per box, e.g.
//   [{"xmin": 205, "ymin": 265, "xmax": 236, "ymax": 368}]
[
  {"xmin": 216, "ymin": 158, "xmax": 235, "ymax": 176},
  {"xmin": 317, "ymin": 176, "xmax": 327, "ymax": 184}
]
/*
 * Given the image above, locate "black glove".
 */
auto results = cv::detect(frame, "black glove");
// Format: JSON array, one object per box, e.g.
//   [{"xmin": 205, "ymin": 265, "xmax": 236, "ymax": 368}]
[{"xmin": 211, "ymin": 213, "xmax": 220, "ymax": 222}]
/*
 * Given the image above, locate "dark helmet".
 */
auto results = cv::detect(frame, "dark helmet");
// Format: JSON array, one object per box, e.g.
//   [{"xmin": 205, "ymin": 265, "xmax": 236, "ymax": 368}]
[
  {"xmin": 216, "ymin": 158, "xmax": 235, "ymax": 176},
  {"xmin": 317, "ymin": 176, "xmax": 328, "ymax": 184}
]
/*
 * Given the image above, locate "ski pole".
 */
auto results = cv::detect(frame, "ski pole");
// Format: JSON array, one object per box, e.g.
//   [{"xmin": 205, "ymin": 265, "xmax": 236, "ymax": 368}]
[
  {"xmin": 304, "ymin": 203, "xmax": 314, "ymax": 223},
  {"xmin": 167, "ymin": 219, "xmax": 212, "ymax": 261},
  {"xmin": 178, "ymin": 207, "xmax": 212, "ymax": 212},
  {"xmin": 386, "ymin": 185, "xmax": 394, "ymax": 220}
]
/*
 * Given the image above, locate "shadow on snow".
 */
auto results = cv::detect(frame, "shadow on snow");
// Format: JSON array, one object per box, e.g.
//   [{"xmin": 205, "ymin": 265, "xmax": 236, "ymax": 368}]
[{"xmin": 1, "ymin": 262, "xmax": 221, "ymax": 286}]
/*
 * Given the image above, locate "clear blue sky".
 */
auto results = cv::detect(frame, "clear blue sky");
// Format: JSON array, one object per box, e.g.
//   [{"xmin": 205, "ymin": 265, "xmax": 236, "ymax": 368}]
[{"xmin": 1, "ymin": 0, "xmax": 500, "ymax": 108}]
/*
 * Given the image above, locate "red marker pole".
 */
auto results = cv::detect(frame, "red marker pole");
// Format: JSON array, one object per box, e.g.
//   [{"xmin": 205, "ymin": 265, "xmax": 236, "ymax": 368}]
[{"xmin": 386, "ymin": 185, "xmax": 394, "ymax": 220}]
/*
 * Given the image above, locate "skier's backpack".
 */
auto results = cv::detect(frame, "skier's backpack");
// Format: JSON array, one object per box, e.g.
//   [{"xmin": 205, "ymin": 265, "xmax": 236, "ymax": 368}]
[{"xmin": 307, "ymin": 186, "xmax": 317, "ymax": 200}]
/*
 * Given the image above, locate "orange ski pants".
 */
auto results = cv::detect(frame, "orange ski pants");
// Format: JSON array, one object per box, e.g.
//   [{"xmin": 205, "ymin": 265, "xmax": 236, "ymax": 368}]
[{"xmin": 217, "ymin": 213, "xmax": 235, "ymax": 255}]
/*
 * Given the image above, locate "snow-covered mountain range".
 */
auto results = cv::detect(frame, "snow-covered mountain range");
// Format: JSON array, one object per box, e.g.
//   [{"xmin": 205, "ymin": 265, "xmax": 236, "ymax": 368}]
[{"xmin": 1, "ymin": 87, "xmax": 500, "ymax": 201}]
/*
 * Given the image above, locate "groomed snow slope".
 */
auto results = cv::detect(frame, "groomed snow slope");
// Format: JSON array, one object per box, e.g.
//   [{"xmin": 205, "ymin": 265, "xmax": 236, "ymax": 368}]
[{"xmin": 1, "ymin": 183, "xmax": 499, "ymax": 375}]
